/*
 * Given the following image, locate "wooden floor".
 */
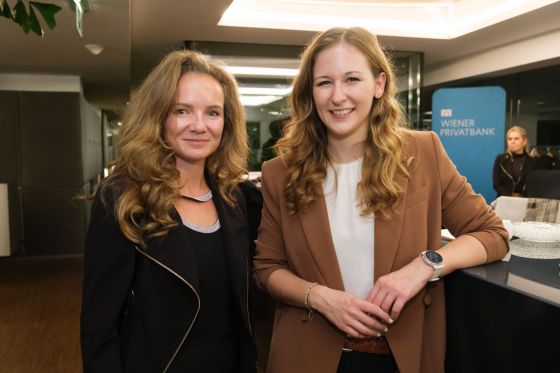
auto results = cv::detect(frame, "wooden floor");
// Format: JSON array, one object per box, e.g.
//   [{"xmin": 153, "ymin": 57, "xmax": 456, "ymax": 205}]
[
  {"xmin": 0, "ymin": 255, "xmax": 272, "ymax": 372},
  {"xmin": 0, "ymin": 256, "xmax": 83, "ymax": 373}
]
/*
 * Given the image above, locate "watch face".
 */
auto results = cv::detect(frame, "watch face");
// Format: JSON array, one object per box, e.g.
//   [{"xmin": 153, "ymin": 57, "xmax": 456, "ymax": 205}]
[{"xmin": 426, "ymin": 250, "xmax": 443, "ymax": 263}]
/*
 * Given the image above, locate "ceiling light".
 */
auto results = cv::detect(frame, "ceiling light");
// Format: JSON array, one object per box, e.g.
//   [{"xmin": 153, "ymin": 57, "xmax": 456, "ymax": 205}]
[
  {"xmin": 219, "ymin": 0, "xmax": 560, "ymax": 40},
  {"xmin": 85, "ymin": 44, "xmax": 104, "ymax": 55},
  {"xmin": 224, "ymin": 66, "xmax": 299, "ymax": 78},
  {"xmin": 240, "ymin": 95, "xmax": 284, "ymax": 106},
  {"xmin": 238, "ymin": 86, "xmax": 292, "ymax": 96}
]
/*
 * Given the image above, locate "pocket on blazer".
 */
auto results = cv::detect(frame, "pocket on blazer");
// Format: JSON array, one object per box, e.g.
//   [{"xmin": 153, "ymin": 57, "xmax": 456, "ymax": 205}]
[{"xmin": 405, "ymin": 185, "xmax": 428, "ymax": 208}]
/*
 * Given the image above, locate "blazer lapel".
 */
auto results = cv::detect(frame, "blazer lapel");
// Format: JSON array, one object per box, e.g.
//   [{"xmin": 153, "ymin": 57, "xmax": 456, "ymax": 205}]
[
  {"xmin": 299, "ymin": 189, "xmax": 345, "ymax": 291},
  {"xmin": 374, "ymin": 172, "xmax": 409, "ymax": 280},
  {"xmin": 374, "ymin": 134, "xmax": 417, "ymax": 279},
  {"xmin": 299, "ymin": 133, "xmax": 417, "ymax": 288},
  {"xmin": 141, "ymin": 220, "xmax": 200, "ymax": 294}
]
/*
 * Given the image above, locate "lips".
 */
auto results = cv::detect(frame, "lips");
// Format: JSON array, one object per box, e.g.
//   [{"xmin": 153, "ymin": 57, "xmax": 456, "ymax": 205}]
[
  {"xmin": 184, "ymin": 139, "xmax": 208, "ymax": 143},
  {"xmin": 182, "ymin": 139, "xmax": 209, "ymax": 147},
  {"xmin": 330, "ymin": 108, "xmax": 354, "ymax": 117}
]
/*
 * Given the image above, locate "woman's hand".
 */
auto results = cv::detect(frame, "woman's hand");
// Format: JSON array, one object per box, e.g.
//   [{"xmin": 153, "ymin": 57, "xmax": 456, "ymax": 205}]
[
  {"xmin": 367, "ymin": 256, "xmax": 433, "ymax": 321},
  {"xmin": 310, "ymin": 285, "xmax": 393, "ymax": 338}
]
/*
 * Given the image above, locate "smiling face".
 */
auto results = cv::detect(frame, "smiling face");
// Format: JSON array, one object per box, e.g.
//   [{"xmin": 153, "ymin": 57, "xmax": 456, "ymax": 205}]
[
  {"xmin": 165, "ymin": 72, "xmax": 225, "ymax": 168},
  {"xmin": 507, "ymin": 130, "xmax": 527, "ymax": 154},
  {"xmin": 312, "ymin": 42, "xmax": 386, "ymax": 149}
]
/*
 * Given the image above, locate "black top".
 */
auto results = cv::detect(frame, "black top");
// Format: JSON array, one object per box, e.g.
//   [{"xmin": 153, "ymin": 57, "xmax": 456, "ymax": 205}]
[
  {"xmin": 178, "ymin": 224, "xmax": 238, "ymax": 372},
  {"xmin": 492, "ymin": 152, "xmax": 539, "ymax": 197}
]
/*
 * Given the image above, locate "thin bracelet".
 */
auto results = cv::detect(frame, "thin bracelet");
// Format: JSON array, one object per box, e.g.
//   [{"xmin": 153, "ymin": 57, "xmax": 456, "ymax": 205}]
[{"xmin": 302, "ymin": 282, "xmax": 318, "ymax": 322}]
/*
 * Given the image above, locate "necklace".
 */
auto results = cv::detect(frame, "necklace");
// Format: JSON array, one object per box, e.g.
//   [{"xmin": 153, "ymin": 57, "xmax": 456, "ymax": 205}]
[{"xmin": 179, "ymin": 190, "xmax": 212, "ymax": 202}]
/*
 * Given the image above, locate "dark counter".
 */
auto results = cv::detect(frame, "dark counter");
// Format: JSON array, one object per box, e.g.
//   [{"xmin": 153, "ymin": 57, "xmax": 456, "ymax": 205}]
[{"xmin": 445, "ymin": 255, "xmax": 560, "ymax": 372}]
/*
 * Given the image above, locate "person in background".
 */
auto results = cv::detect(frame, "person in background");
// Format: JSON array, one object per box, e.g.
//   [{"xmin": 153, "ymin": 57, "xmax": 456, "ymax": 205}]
[
  {"xmin": 80, "ymin": 50, "xmax": 256, "ymax": 373},
  {"xmin": 253, "ymin": 27, "xmax": 508, "ymax": 373},
  {"xmin": 493, "ymin": 125, "xmax": 540, "ymax": 197},
  {"xmin": 260, "ymin": 118, "xmax": 287, "ymax": 164},
  {"xmin": 540, "ymin": 147, "xmax": 559, "ymax": 169}
]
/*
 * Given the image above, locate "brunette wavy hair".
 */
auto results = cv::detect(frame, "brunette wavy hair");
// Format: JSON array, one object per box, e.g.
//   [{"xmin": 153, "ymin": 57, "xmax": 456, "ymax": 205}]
[
  {"xmin": 99, "ymin": 50, "xmax": 247, "ymax": 246},
  {"xmin": 276, "ymin": 27, "xmax": 410, "ymax": 219}
]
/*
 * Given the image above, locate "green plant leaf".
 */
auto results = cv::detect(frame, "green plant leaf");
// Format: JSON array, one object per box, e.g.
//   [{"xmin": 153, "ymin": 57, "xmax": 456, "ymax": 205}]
[
  {"xmin": 1, "ymin": 0, "xmax": 14, "ymax": 19},
  {"xmin": 30, "ymin": 1, "xmax": 61, "ymax": 30},
  {"xmin": 28, "ymin": 5, "xmax": 43, "ymax": 36},
  {"xmin": 13, "ymin": 0, "xmax": 31, "ymax": 33}
]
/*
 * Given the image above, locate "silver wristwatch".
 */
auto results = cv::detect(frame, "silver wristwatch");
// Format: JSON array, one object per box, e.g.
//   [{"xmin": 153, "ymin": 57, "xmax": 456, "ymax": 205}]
[{"xmin": 421, "ymin": 250, "xmax": 444, "ymax": 282}]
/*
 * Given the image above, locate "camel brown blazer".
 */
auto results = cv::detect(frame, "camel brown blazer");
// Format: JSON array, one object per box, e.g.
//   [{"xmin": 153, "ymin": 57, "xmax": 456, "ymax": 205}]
[{"xmin": 254, "ymin": 130, "xmax": 508, "ymax": 373}]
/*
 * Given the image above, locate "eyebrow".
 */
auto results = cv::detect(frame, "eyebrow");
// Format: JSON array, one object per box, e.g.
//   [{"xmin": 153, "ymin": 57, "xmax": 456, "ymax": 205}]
[
  {"xmin": 312, "ymin": 71, "xmax": 362, "ymax": 81},
  {"xmin": 174, "ymin": 103, "xmax": 224, "ymax": 110}
]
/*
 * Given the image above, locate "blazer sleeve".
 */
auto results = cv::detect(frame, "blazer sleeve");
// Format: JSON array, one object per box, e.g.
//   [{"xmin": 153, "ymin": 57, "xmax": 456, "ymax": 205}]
[
  {"xmin": 430, "ymin": 132, "xmax": 509, "ymax": 262},
  {"xmin": 80, "ymin": 190, "xmax": 136, "ymax": 373},
  {"xmin": 253, "ymin": 160, "xmax": 288, "ymax": 292}
]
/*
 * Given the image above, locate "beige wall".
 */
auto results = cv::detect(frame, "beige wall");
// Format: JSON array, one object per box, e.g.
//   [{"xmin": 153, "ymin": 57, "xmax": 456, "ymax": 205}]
[{"xmin": 425, "ymin": 28, "xmax": 560, "ymax": 86}]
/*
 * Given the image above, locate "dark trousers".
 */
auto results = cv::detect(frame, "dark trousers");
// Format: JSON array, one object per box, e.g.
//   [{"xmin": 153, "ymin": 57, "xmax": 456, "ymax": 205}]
[{"xmin": 337, "ymin": 351, "xmax": 397, "ymax": 373}]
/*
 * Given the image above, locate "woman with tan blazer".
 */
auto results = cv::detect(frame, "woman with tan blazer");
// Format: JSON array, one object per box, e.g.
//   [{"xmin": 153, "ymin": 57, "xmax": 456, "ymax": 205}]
[{"xmin": 253, "ymin": 27, "xmax": 508, "ymax": 373}]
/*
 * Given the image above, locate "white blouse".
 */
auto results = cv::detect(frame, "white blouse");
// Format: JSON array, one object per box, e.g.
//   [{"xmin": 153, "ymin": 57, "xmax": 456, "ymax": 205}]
[{"xmin": 322, "ymin": 158, "xmax": 374, "ymax": 300}]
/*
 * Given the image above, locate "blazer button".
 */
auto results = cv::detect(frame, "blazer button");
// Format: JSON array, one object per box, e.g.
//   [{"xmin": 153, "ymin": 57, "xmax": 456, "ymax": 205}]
[{"xmin": 423, "ymin": 294, "xmax": 432, "ymax": 306}]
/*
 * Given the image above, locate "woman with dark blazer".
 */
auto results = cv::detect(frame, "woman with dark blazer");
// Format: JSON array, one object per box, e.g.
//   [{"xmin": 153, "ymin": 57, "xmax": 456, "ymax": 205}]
[
  {"xmin": 492, "ymin": 125, "xmax": 539, "ymax": 197},
  {"xmin": 80, "ymin": 51, "xmax": 256, "ymax": 373}
]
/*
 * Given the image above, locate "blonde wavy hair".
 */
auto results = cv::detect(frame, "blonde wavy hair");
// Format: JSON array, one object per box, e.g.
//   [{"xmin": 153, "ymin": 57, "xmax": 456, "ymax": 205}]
[
  {"xmin": 276, "ymin": 27, "xmax": 410, "ymax": 219},
  {"xmin": 99, "ymin": 50, "xmax": 247, "ymax": 246},
  {"xmin": 506, "ymin": 125, "xmax": 530, "ymax": 155}
]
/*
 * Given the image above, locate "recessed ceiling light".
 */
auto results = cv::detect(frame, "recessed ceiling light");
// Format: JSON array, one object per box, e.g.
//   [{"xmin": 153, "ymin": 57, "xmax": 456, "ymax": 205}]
[
  {"xmin": 85, "ymin": 44, "xmax": 104, "ymax": 55},
  {"xmin": 238, "ymin": 86, "xmax": 292, "ymax": 95},
  {"xmin": 224, "ymin": 66, "xmax": 299, "ymax": 77},
  {"xmin": 240, "ymin": 95, "xmax": 284, "ymax": 106}
]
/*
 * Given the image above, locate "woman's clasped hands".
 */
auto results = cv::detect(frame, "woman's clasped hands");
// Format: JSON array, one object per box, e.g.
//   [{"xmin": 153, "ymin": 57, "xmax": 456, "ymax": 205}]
[
  {"xmin": 308, "ymin": 256, "xmax": 434, "ymax": 339},
  {"xmin": 308, "ymin": 285, "xmax": 393, "ymax": 339}
]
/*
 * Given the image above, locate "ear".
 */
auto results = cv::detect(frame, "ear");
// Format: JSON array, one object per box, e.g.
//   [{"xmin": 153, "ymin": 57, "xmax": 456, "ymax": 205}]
[{"xmin": 374, "ymin": 72, "xmax": 387, "ymax": 99}]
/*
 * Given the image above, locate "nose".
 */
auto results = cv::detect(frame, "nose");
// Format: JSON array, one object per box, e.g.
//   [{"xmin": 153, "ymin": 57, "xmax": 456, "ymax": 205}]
[
  {"xmin": 330, "ymin": 83, "xmax": 347, "ymax": 105},
  {"xmin": 189, "ymin": 113, "xmax": 206, "ymax": 133}
]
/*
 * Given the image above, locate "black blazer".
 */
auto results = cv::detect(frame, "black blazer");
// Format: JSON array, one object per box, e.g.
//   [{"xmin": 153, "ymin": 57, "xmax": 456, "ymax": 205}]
[
  {"xmin": 80, "ymin": 179, "xmax": 256, "ymax": 373},
  {"xmin": 492, "ymin": 152, "xmax": 539, "ymax": 197}
]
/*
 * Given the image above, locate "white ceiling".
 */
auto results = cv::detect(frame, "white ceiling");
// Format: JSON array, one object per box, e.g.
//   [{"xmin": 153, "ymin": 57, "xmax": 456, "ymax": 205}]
[{"xmin": 1, "ymin": 0, "xmax": 560, "ymax": 112}]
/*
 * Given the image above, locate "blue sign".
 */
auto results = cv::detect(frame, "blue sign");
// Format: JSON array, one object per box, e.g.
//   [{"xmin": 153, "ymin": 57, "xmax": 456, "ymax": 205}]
[{"xmin": 432, "ymin": 87, "xmax": 506, "ymax": 203}]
